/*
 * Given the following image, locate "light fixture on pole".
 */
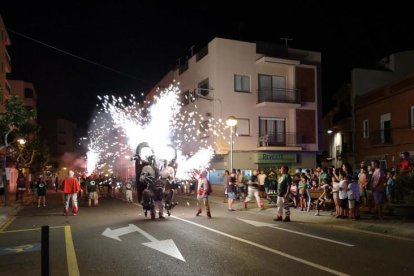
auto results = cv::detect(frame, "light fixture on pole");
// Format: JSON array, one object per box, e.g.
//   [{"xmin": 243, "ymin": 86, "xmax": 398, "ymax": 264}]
[{"xmin": 225, "ymin": 116, "xmax": 238, "ymax": 172}]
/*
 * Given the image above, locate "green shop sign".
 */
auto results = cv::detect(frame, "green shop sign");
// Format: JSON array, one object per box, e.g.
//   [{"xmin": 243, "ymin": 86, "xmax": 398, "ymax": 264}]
[{"xmin": 255, "ymin": 152, "xmax": 297, "ymax": 164}]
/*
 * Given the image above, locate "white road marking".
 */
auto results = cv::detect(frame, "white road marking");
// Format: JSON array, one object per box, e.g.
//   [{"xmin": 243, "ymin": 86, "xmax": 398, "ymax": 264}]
[
  {"xmin": 101, "ymin": 224, "xmax": 185, "ymax": 262},
  {"xmin": 239, "ymin": 219, "xmax": 355, "ymax": 247},
  {"xmin": 171, "ymin": 215, "xmax": 349, "ymax": 276}
]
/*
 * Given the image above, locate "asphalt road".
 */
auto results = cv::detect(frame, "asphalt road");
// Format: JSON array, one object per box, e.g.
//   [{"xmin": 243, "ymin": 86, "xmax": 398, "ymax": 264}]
[{"xmin": 1, "ymin": 191, "xmax": 413, "ymax": 276}]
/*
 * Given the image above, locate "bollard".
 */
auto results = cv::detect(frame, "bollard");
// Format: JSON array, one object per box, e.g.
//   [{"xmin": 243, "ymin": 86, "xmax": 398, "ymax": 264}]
[{"xmin": 41, "ymin": 225, "xmax": 49, "ymax": 276}]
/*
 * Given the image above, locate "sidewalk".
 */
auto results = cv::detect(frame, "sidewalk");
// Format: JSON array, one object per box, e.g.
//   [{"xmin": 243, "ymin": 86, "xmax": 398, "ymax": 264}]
[
  {"xmin": 0, "ymin": 191, "xmax": 37, "ymax": 229},
  {"xmin": 205, "ymin": 194, "xmax": 414, "ymax": 240}
]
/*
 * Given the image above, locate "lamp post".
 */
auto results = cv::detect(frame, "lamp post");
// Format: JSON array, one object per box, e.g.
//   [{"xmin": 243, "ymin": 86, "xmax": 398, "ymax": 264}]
[{"xmin": 225, "ymin": 116, "xmax": 238, "ymax": 172}]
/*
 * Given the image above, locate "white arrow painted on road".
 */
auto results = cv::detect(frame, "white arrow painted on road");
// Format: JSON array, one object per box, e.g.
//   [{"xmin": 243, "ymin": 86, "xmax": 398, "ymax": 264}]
[
  {"xmin": 102, "ymin": 224, "xmax": 185, "ymax": 261},
  {"xmin": 238, "ymin": 219, "xmax": 354, "ymax": 247},
  {"xmin": 102, "ymin": 224, "xmax": 138, "ymax": 241}
]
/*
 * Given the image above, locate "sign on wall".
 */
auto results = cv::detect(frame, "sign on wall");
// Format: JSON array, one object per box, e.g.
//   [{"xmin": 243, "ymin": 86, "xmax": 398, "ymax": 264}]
[{"xmin": 255, "ymin": 152, "xmax": 297, "ymax": 164}]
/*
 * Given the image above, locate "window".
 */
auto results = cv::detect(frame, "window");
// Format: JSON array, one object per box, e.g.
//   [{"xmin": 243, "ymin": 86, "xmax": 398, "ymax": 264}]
[
  {"xmin": 259, "ymin": 117, "xmax": 286, "ymax": 145},
  {"xmin": 380, "ymin": 113, "xmax": 391, "ymax": 144},
  {"xmin": 234, "ymin": 75, "xmax": 250, "ymax": 92},
  {"xmin": 235, "ymin": 118, "xmax": 250, "ymax": 136},
  {"xmin": 197, "ymin": 79, "xmax": 209, "ymax": 96},
  {"xmin": 363, "ymin": 120, "xmax": 369, "ymax": 138},
  {"xmin": 24, "ymin": 88, "xmax": 34, "ymax": 98},
  {"xmin": 411, "ymin": 106, "xmax": 414, "ymax": 129},
  {"xmin": 258, "ymin": 74, "xmax": 289, "ymax": 102}
]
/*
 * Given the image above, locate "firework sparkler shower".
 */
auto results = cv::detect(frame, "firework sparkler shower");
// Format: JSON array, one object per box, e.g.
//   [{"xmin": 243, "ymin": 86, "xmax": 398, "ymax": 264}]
[{"xmin": 85, "ymin": 84, "xmax": 229, "ymax": 179}]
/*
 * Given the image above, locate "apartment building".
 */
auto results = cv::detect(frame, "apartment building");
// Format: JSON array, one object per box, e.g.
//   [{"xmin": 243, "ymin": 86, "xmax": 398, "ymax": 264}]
[
  {"xmin": 354, "ymin": 73, "xmax": 414, "ymax": 169},
  {"xmin": 0, "ymin": 15, "xmax": 11, "ymax": 112},
  {"xmin": 323, "ymin": 49, "xmax": 414, "ymax": 170},
  {"xmin": 8, "ymin": 79, "xmax": 38, "ymax": 115},
  {"xmin": 148, "ymin": 38, "xmax": 321, "ymax": 174}
]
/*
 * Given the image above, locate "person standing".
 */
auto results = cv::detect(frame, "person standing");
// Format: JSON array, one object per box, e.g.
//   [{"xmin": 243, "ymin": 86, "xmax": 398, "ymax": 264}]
[
  {"xmin": 15, "ymin": 173, "xmax": 26, "ymax": 202},
  {"xmin": 61, "ymin": 170, "xmax": 81, "ymax": 216},
  {"xmin": 399, "ymin": 152, "xmax": 412, "ymax": 175},
  {"xmin": 124, "ymin": 179, "xmax": 133, "ymax": 203},
  {"xmin": 86, "ymin": 176, "xmax": 99, "ymax": 207},
  {"xmin": 36, "ymin": 175, "xmax": 47, "ymax": 207},
  {"xmin": 226, "ymin": 171, "xmax": 237, "ymax": 211},
  {"xmin": 257, "ymin": 170, "xmax": 267, "ymax": 198},
  {"xmin": 222, "ymin": 170, "xmax": 230, "ymax": 203},
  {"xmin": 371, "ymin": 160, "xmax": 385, "ymax": 219},
  {"xmin": 273, "ymin": 166, "xmax": 291, "ymax": 222},
  {"xmin": 54, "ymin": 174, "xmax": 59, "ymax": 192},
  {"xmin": 243, "ymin": 169, "xmax": 263, "ymax": 209},
  {"xmin": 196, "ymin": 170, "xmax": 212, "ymax": 218}
]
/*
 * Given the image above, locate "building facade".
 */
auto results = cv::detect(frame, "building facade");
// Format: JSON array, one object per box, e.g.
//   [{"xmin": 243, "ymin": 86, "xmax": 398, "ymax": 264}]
[
  {"xmin": 354, "ymin": 73, "xmax": 414, "ymax": 169},
  {"xmin": 324, "ymin": 50, "xmax": 414, "ymax": 170},
  {"xmin": 0, "ymin": 15, "xmax": 11, "ymax": 112},
  {"xmin": 8, "ymin": 79, "xmax": 38, "ymax": 115},
  {"xmin": 149, "ymin": 38, "xmax": 321, "ymax": 174}
]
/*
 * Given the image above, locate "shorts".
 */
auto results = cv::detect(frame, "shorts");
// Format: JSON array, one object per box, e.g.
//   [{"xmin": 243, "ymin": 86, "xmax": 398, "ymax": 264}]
[
  {"xmin": 227, "ymin": 192, "xmax": 236, "ymax": 199},
  {"xmin": 348, "ymin": 199, "xmax": 355, "ymax": 209},
  {"xmin": 88, "ymin": 191, "xmax": 98, "ymax": 200}
]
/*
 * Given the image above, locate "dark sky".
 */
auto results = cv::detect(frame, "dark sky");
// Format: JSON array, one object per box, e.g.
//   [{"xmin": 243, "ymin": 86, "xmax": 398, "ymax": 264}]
[{"xmin": 2, "ymin": 2, "xmax": 414, "ymax": 128}]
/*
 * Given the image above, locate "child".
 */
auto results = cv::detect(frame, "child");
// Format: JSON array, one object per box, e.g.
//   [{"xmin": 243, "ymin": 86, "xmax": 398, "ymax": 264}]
[
  {"xmin": 385, "ymin": 171, "xmax": 395, "ymax": 203},
  {"xmin": 347, "ymin": 174, "xmax": 360, "ymax": 220},
  {"xmin": 125, "ymin": 180, "xmax": 133, "ymax": 203}
]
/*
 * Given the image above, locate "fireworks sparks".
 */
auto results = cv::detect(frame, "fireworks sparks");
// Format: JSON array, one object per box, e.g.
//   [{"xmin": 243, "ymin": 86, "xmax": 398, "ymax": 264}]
[{"xmin": 85, "ymin": 84, "xmax": 228, "ymax": 179}]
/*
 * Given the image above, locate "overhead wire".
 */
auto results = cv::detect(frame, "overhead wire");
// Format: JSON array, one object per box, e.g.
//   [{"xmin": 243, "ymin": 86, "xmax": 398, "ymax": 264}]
[{"xmin": 6, "ymin": 27, "xmax": 150, "ymax": 83}]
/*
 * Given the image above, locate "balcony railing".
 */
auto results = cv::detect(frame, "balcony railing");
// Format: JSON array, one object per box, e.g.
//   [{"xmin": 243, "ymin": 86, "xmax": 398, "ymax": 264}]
[
  {"xmin": 369, "ymin": 129, "xmax": 392, "ymax": 145},
  {"xmin": 258, "ymin": 132, "xmax": 302, "ymax": 147},
  {"xmin": 258, "ymin": 88, "xmax": 300, "ymax": 104}
]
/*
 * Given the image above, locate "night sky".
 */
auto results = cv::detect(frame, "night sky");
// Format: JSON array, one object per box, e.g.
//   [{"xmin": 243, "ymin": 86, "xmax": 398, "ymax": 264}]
[{"xmin": 2, "ymin": 2, "xmax": 414, "ymax": 129}]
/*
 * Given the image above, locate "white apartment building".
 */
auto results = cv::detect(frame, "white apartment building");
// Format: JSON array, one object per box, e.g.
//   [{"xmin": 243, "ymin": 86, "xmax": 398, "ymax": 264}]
[{"xmin": 148, "ymin": 38, "xmax": 321, "ymax": 176}]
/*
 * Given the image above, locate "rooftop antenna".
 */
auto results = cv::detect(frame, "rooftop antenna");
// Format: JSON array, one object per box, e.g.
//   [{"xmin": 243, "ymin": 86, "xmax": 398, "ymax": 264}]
[{"xmin": 280, "ymin": 37, "xmax": 293, "ymax": 48}]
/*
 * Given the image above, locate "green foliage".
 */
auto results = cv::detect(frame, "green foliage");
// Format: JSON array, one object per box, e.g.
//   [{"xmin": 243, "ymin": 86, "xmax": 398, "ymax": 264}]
[
  {"xmin": 394, "ymin": 174, "xmax": 414, "ymax": 204},
  {"xmin": 0, "ymin": 95, "xmax": 36, "ymax": 141}
]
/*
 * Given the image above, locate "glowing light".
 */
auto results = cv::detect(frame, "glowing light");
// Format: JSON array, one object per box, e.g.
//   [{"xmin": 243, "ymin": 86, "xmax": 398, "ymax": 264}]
[{"xmin": 84, "ymin": 84, "xmax": 227, "ymax": 178}]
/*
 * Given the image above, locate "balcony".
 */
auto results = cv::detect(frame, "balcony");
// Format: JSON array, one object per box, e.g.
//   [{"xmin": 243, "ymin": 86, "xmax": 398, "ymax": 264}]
[
  {"xmin": 369, "ymin": 129, "xmax": 392, "ymax": 145},
  {"xmin": 258, "ymin": 132, "xmax": 302, "ymax": 147},
  {"xmin": 258, "ymin": 88, "xmax": 300, "ymax": 104}
]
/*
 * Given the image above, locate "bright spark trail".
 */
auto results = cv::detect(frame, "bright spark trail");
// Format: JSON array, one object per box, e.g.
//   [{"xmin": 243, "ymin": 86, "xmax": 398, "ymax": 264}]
[{"xmin": 85, "ymin": 84, "xmax": 229, "ymax": 179}]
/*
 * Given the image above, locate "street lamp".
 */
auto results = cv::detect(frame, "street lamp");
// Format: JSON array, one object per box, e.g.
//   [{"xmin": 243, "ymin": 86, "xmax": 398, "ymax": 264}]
[{"xmin": 225, "ymin": 116, "xmax": 238, "ymax": 172}]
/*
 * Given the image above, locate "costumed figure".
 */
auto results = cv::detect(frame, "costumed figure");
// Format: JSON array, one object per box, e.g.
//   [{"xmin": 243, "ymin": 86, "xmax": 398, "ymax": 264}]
[
  {"xmin": 160, "ymin": 169, "xmax": 177, "ymax": 216},
  {"xmin": 140, "ymin": 155, "xmax": 160, "ymax": 219}
]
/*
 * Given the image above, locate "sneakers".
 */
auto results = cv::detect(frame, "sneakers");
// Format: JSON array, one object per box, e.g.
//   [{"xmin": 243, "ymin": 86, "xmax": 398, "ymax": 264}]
[
  {"xmin": 283, "ymin": 216, "xmax": 290, "ymax": 222},
  {"xmin": 196, "ymin": 208, "xmax": 202, "ymax": 216}
]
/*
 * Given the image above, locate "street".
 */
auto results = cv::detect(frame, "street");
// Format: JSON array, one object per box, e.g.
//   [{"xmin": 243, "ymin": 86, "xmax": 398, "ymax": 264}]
[{"xmin": 1, "ymin": 191, "xmax": 413, "ymax": 276}]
